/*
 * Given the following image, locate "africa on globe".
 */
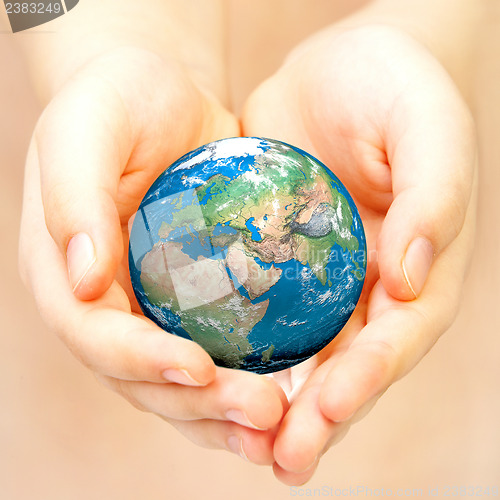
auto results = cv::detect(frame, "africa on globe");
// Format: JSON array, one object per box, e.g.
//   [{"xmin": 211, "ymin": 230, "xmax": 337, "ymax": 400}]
[{"xmin": 129, "ymin": 137, "xmax": 366, "ymax": 373}]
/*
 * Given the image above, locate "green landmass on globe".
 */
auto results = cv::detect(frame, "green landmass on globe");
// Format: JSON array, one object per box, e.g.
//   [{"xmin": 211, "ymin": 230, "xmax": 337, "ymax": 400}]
[{"xmin": 129, "ymin": 137, "xmax": 366, "ymax": 373}]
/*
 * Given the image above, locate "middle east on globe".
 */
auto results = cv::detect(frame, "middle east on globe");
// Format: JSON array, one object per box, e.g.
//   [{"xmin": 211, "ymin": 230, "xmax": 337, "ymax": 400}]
[{"xmin": 129, "ymin": 137, "xmax": 367, "ymax": 373}]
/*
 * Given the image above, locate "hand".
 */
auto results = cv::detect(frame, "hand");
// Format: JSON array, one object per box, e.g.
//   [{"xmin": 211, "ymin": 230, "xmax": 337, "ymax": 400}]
[
  {"xmin": 242, "ymin": 25, "xmax": 477, "ymax": 484},
  {"xmin": 19, "ymin": 46, "xmax": 288, "ymax": 463}
]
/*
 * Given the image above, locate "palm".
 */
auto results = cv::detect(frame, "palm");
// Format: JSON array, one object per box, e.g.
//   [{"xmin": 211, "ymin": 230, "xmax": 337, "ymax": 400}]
[
  {"xmin": 244, "ymin": 27, "xmax": 404, "ymax": 380},
  {"xmin": 50, "ymin": 48, "xmax": 240, "ymax": 303},
  {"xmin": 112, "ymin": 97, "xmax": 238, "ymax": 310},
  {"xmin": 22, "ymin": 47, "xmax": 293, "ymax": 468},
  {"xmin": 242, "ymin": 25, "xmax": 476, "ymax": 484}
]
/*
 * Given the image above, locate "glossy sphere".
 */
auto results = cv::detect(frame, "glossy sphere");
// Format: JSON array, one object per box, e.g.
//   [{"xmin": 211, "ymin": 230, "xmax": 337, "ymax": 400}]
[{"xmin": 129, "ymin": 137, "xmax": 366, "ymax": 373}]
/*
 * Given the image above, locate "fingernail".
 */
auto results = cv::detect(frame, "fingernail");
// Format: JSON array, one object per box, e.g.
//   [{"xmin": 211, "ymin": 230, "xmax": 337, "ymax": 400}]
[
  {"xmin": 225, "ymin": 409, "xmax": 266, "ymax": 430},
  {"xmin": 67, "ymin": 232, "xmax": 96, "ymax": 293},
  {"xmin": 162, "ymin": 368, "xmax": 205, "ymax": 386},
  {"xmin": 295, "ymin": 455, "xmax": 319, "ymax": 474},
  {"xmin": 227, "ymin": 435, "xmax": 248, "ymax": 460},
  {"xmin": 402, "ymin": 237, "xmax": 434, "ymax": 298},
  {"xmin": 332, "ymin": 410, "xmax": 355, "ymax": 423}
]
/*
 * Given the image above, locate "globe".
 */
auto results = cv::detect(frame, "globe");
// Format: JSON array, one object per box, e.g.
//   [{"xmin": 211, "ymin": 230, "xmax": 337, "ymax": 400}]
[{"xmin": 129, "ymin": 137, "xmax": 366, "ymax": 374}]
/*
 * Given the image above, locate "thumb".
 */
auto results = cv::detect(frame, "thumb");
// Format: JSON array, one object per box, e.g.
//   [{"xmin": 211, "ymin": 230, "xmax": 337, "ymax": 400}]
[
  {"xmin": 35, "ymin": 79, "xmax": 130, "ymax": 301},
  {"xmin": 378, "ymin": 89, "xmax": 476, "ymax": 301}
]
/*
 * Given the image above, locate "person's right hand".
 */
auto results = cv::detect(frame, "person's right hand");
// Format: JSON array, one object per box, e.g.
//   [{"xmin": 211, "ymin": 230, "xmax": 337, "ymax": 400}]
[{"xmin": 19, "ymin": 47, "xmax": 288, "ymax": 463}]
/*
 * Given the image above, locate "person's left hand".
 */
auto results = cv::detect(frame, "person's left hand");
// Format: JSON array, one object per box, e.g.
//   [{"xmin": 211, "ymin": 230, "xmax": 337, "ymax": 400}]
[
  {"xmin": 242, "ymin": 25, "xmax": 477, "ymax": 485},
  {"xmin": 18, "ymin": 47, "xmax": 288, "ymax": 465}
]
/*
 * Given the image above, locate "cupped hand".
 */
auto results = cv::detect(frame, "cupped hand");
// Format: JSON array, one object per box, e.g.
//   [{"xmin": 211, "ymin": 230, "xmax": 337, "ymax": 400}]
[
  {"xmin": 19, "ymin": 46, "xmax": 288, "ymax": 464},
  {"xmin": 242, "ymin": 25, "xmax": 477, "ymax": 484}
]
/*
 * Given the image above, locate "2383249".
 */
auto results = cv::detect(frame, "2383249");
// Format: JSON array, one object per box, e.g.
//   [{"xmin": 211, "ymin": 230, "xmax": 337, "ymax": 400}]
[{"xmin": 5, "ymin": 2, "xmax": 62, "ymax": 14}]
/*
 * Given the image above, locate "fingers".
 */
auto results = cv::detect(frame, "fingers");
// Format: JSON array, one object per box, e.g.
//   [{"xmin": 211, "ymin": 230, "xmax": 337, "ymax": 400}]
[
  {"xmin": 33, "ymin": 48, "xmax": 239, "ymax": 303},
  {"xmin": 25, "ymin": 230, "xmax": 216, "ymax": 385},
  {"xmin": 270, "ymin": 368, "xmax": 354, "ymax": 485},
  {"xmin": 35, "ymin": 273, "xmax": 217, "ymax": 385},
  {"xmin": 378, "ymin": 77, "xmax": 477, "ymax": 300},
  {"xmin": 100, "ymin": 369, "xmax": 288, "ymax": 430},
  {"xmin": 319, "ymin": 219, "xmax": 473, "ymax": 424},
  {"xmin": 166, "ymin": 418, "xmax": 279, "ymax": 465},
  {"xmin": 272, "ymin": 462, "xmax": 320, "ymax": 486},
  {"xmin": 98, "ymin": 371, "xmax": 289, "ymax": 466},
  {"xmin": 319, "ymin": 311, "xmax": 413, "ymax": 422},
  {"xmin": 35, "ymin": 77, "xmax": 130, "ymax": 301},
  {"xmin": 72, "ymin": 305, "xmax": 218, "ymax": 385},
  {"xmin": 20, "ymin": 144, "xmax": 216, "ymax": 386},
  {"xmin": 272, "ymin": 200, "xmax": 475, "ymax": 483},
  {"xmin": 271, "ymin": 390, "xmax": 378, "ymax": 486},
  {"xmin": 274, "ymin": 384, "xmax": 337, "ymax": 473}
]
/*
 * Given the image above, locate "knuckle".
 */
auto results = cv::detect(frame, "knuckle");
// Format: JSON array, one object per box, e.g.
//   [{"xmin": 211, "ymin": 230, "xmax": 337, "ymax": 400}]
[
  {"xmin": 410, "ymin": 180, "xmax": 471, "ymax": 253},
  {"xmin": 361, "ymin": 339, "xmax": 399, "ymax": 390},
  {"xmin": 42, "ymin": 183, "xmax": 75, "ymax": 244},
  {"xmin": 428, "ymin": 185, "xmax": 469, "ymax": 247},
  {"xmin": 121, "ymin": 329, "xmax": 169, "ymax": 381},
  {"xmin": 43, "ymin": 181, "xmax": 73, "ymax": 218},
  {"xmin": 115, "ymin": 380, "xmax": 149, "ymax": 413},
  {"xmin": 62, "ymin": 334, "xmax": 96, "ymax": 372}
]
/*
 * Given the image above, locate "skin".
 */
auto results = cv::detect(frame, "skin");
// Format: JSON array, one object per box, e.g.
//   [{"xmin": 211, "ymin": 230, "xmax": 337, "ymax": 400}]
[
  {"xmin": 19, "ymin": 46, "xmax": 289, "ymax": 464},
  {"xmin": 243, "ymin": 24, "xmax": 478, "ymax": 483},
  {"xmin": 15, "ymin": 0, "xmax": 482, "ymax": 486}
]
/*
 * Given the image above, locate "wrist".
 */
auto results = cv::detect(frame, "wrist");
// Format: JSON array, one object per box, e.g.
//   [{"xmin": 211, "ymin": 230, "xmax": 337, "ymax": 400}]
[
  {"xmin": 332, "ymin": 0, "xmax": 484, "ymax": 96},
  {"xmin": 16, "ymin": 0, "xmax": 229, "ymax": 106}
]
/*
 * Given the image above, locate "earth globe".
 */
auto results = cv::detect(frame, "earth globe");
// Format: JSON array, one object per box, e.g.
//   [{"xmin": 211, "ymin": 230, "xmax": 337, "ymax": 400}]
[{"xmin": 129, "ymin": 137, "xmax": 366, "ymax": 374}]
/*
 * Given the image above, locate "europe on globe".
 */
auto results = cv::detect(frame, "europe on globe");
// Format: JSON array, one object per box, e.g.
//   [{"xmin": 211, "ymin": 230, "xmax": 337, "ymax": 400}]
[{"xmin": 129, "ymin": 137, "xmax": 366, "ymax": 373}]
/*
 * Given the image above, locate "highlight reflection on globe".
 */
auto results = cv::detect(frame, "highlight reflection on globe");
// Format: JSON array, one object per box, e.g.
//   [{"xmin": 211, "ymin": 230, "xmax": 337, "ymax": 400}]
[{"xmin": 129, "ymin": 137, "xmax": 366, "ymax": 373}]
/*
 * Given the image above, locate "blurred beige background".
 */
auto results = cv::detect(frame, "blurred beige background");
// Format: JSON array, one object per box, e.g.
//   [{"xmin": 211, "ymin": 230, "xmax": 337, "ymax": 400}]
[{"xmin": 1, "ymin": 2, "xmax": 499, "ymax": 499}]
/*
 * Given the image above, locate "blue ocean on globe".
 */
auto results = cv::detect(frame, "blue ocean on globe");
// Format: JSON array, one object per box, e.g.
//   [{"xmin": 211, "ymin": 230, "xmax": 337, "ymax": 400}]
[{"xmin": 129, "ymin": 137, "xmax": 366, "ymax": 373}]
